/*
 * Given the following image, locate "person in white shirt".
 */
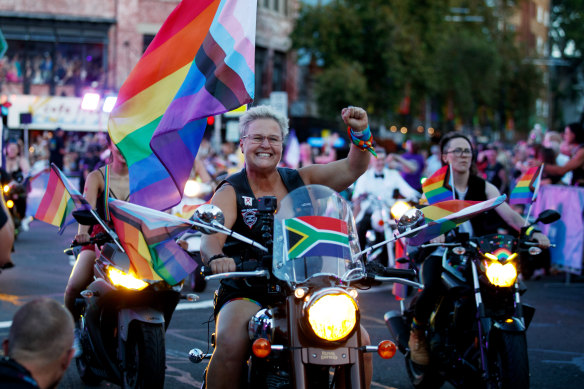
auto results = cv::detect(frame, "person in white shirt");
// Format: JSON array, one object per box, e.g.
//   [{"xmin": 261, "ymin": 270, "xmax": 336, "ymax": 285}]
[{"xmin": 351, "ymin": 146, "xmax": 421, "ymax": 250}]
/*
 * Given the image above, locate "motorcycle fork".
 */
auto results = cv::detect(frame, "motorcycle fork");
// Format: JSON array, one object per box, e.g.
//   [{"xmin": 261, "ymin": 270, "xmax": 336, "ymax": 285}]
[{"xmin": 470, "ymin": 260, "xmax": 490, "ymax": 381}]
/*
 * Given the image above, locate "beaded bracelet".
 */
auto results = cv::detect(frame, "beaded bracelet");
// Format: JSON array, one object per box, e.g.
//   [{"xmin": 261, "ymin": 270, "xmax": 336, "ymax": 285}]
[
  {"xmin": 347, "ymin": 125, "xmax": 377, "ymax": 157},
  {"xmin": 207, "ymin": 253, "xmax": 227, "ymax": 265}
]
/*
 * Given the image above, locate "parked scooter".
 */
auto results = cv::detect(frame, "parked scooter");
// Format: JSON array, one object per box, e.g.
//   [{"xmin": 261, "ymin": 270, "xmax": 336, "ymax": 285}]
[
  {"xmin": 67, "ymin": 210, "xmax": 198, "ymax": 389},
  {"xmin": 188, "ymin": 185, "xmax": 419, "ymax": 388},
  {"xmin": 385, "ymin": 209, "xmax": 560, "ymax": 389}
]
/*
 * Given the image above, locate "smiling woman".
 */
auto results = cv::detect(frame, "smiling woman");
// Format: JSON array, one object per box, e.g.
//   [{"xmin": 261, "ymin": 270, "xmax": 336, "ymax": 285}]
[{"xmin": 201, "ymin": 104, "xmax": 375, "ymax": 389}]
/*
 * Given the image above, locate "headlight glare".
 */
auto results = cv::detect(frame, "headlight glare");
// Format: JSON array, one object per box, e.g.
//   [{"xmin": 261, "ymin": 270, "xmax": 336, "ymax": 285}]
[
  {"xmin": 107, "ymin": 266, "xmax": 149, "ymax": 290},
  {"xmin": 306, "ymin": 292, "xmax": 358, "ymax": 341},
  {"xmin": 485, "ymin": 260, "xmax": 517, "ymax": 287},
  {"xmin": 391, "ymin": 200, "xmax": 412, "ymax": 220}
]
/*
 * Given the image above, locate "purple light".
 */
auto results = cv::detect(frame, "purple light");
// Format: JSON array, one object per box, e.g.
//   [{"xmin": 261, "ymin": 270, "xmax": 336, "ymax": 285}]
[{"xmin": 86, "ymin": 55, "xmax": 93, "ymax": 62}]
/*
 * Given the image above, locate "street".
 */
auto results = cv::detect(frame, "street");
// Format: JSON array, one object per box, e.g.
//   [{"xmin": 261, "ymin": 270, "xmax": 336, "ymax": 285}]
[{"xmin": 1, "ymin": 220, "xmax": 583, "ymax": 389}]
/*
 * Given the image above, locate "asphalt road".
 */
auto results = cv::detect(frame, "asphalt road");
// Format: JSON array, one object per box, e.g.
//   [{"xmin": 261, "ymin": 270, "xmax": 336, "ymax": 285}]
[{"xmin": 1, "ymin": 221, "xmax": 583, "ymax": 388}]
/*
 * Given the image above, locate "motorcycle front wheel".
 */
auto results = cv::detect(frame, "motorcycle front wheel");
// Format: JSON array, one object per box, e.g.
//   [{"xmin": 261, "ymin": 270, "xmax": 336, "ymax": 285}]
[
  {"xmin": 76, "ymin": 352, "xmax": 102, "ymax": 385},
  {"xmin": 122, "ymin": 322, "xmax": 166, "ymax": 389},
  {"xmin": 405, "ymin": 357, "xmax": 444, "ymax": 389},
  {"xmin": 488, "ymin": 330, "xmax": 529, "ymax": 389}
]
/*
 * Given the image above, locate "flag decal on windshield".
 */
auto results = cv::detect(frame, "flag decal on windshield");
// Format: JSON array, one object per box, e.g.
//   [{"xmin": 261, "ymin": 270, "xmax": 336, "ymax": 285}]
[{"xmin": 284, "ymin": 216, "xmax": 350, "ymax": 260}]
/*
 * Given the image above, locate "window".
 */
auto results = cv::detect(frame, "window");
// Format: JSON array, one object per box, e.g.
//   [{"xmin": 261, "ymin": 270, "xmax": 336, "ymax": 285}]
[{"xmin": 272, "ymin": 51, "xmax": 286, "ymax": 92}]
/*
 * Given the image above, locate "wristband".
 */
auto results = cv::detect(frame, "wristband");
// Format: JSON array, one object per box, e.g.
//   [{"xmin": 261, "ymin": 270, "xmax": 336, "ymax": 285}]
[
  {"xmin": 525, "ymin": 226, "xmax": 541, "ymax": 238},
  {"xmin": 207, "ymin": 253, "xmax": 227, "ymax": 265},
  {"xmin": 347, "ymin": 125, "xmax": 377, "ymax": 157}
]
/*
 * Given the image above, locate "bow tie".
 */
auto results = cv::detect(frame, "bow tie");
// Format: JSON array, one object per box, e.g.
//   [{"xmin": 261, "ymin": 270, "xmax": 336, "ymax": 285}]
[{"xmin": 374, "ymin": 173, "xmax": 384, "ymax": 179}]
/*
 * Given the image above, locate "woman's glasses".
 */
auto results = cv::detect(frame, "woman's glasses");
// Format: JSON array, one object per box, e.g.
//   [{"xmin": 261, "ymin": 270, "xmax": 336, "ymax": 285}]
[
  {"xmin": 241, "ymin": 134, "xmax": 283, "ymax": 145},
  {"xmin": 446, "ymin": 148, "xmax": 472, "ymax": 157}
]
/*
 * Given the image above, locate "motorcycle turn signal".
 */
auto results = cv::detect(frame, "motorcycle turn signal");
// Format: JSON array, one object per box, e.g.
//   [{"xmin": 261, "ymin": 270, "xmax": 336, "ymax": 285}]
[{"xmin": 361, "ymin": 340, "xmax": 397, "ymax": 359}]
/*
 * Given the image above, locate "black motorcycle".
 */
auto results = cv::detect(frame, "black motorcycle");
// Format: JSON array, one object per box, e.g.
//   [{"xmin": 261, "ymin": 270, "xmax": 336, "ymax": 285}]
[
  {"xmin": 385, "ymin": 209, "xmax": 560, "ymax": 389},
  {"xmin": 67, "ymin": 210, "xmax": 198, "ymax": 389},
  {"xmin": 1, "ymin": 170, "xmax": 28, "ymax": 237},
  {"xmin": 188, "ymin": 185, "xmax": 418, "ymax": 388}
]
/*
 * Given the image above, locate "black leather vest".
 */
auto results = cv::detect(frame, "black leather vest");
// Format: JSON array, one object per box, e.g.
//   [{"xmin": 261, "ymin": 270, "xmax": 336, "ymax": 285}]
[{"xmin": 218, "ymin": 167, "xmax": 305, "ymax": 260}]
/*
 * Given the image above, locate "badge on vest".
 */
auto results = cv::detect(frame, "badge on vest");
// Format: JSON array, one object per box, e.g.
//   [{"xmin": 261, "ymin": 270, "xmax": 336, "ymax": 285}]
[
  {"xmin": 242, "ymin": 209, "xmax": 258, "ymax": 228},
  {"xmin": 243, "ymin": 196, "xmax": 254, "ymax": 207}
]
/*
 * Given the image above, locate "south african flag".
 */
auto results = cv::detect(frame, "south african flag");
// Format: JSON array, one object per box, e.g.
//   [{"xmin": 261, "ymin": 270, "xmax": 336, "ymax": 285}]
[{"xmin": 284, "ymin": 216, "xmax": 350, "ymax": 260}]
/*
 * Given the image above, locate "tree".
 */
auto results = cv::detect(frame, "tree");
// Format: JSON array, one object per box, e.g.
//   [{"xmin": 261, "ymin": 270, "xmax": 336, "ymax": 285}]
[
  {"xmin": 292, "ymin": 0, "xmax": 544, "ymax": 135},
  {"xmin": 550, "ymin": 0, "xmax": 584, "ymax": 127}
]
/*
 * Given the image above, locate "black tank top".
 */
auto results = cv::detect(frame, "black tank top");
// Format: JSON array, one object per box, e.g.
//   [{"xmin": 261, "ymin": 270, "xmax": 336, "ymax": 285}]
[
  {"xmin": 218, "ymin": 167, "xmax": 305, "ymax": 255},
  {"xmin": 216, "ymin": 168, "xmax": 305, "ymax": 289},
  {"xmin": 571, "ymin": 145, "xmax": 584, "ymax": 186},
  {"xmin": 466, "ymin": 175, "xmax": 515, "ymax": 236}
]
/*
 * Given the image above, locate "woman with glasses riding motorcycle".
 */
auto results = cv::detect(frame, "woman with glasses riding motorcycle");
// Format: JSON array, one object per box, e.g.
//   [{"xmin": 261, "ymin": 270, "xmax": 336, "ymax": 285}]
[
  {"xmin": 201, "ymin": 105, "xmax": 375, "ymax": 389},
  {"xmin": 408, "ymin": 132, "xmax": 550, "ymax": 366}
]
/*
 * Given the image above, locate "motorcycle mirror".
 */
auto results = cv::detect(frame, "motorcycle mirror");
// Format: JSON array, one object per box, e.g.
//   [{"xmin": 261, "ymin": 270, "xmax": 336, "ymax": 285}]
[
  {"xmin": 192, "ymin": 204, "xmax": 225, "ymax": 234},
  {"xmin": 534, "ymin": 209, "xmax": 561, "ymax": 225},
  {"xmin": 397, "ymin": 208, "xmax": 425, "ymax": 236}
]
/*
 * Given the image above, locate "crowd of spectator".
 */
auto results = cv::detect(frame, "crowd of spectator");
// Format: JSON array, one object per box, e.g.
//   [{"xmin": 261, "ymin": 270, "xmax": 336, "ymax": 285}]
[{"xmin": 2, "ymin": 122, "xmax": 583, "ymax": 200}]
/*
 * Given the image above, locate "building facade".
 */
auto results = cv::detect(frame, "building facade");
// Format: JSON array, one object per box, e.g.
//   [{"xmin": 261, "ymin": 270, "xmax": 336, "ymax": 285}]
[{"xmin": 0, "ymin": 0, "xmax": 299, "ymax": 130}]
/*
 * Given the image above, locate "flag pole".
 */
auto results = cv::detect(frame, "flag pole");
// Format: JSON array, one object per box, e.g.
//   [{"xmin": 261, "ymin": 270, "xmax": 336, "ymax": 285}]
[
  {"xmin": 89, "ymin": 207, "xmax": 125, "ymax": 252},
  {"xmin": 523, "ymin": 164, "xmax": 544, "ymax": 226}
]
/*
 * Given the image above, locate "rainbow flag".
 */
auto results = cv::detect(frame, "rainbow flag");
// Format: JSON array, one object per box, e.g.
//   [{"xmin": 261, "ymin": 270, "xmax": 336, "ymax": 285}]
[
  {"xmin": 408, "ymin": 195, "xmax": 506, "ymax": 246},
  {"xmin": 284, "ymin": 216, "xmax": 350, "ymax": 260},
  {"xmin": 422, "ymin": 165, "xmax": 454, "ymax": 205},
  {"xmin": 108, "ymin": 199, "xmax": 196, "ymax": 285},
  {"xmin": 509, "ymin": 165, "xmax": 543, "ymax": 205},
  {"xmin": 34, "ymin": 164, "xmax": 90, "ymax": 231},
  {"xmin": 109, "ymin": 0, "xmax": 256, "ymax": 211}
]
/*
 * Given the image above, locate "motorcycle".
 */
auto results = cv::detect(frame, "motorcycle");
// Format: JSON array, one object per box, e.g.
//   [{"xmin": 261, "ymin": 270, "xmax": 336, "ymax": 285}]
[
  {"xmin": 355, "ymin": 191, "xmax": 418, "ymax": 268},
  {"xmin": 1, "ymin": 170, "xmax": 28, "ymax": 237},
  {"xmin": 384, "ymin": 208, "xmax": 561, "ymax": 389},
  {"xmin": 67, "ymin": 210, "xmax": 198, "ymax": 389},
  {"xmin": 188, "ymin": 184, "xmax": 419, "ymax": 388}
]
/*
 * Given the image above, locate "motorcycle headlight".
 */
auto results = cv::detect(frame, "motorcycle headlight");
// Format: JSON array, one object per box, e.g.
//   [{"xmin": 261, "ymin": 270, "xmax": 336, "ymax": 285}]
[
  {"xmin": 3, "ymin": 184, "xmax": 9, "ymax": 193},
  {"xmin": 390, "ymin": 200, "xmax": 412, "ymax": 220},
  {"xmin": 107, "ymin": 266, "xmax": 149, "ymax": 290},
  {"xmin": 484, "ymin": 258, "xmax": 517, "ymax": 287},
  {"xmin": 304, "ymin": 289, "xmax": 358, "ymax": 342},
  {"xmin": 6, "ymin": 199, "xmax": 14, "ymax": 208}
]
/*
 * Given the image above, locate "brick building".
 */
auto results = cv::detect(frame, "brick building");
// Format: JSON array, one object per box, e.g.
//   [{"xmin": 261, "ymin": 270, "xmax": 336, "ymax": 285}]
[{"xmin": 0, "ymin": 0, "xmax": 299, "ymax": 128}]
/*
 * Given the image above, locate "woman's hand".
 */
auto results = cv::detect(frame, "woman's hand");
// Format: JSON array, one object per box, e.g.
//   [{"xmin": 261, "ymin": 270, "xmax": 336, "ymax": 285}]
[
  {"xmin": 74, "ymin": 233, "xmax": 91, "ymax": 245},
  {"xmin": 531, "ymin": 232, "xmax": 550, "ymax": 249},
  {"xmin": 210, "ymin": 256, "xmax": 236, "ymax": 274},
  {"xmin": 341, "ymin": 106, "xmax": 368, "ymax": 132},
  {"xmin": 177, "ymin": 239, "xmax": 188, "ymax": 251}
]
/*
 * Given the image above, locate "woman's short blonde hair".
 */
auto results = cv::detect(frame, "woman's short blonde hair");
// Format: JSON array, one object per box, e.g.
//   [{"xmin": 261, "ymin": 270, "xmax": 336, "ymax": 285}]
[{"xmin": 239, "ymin": 105, "xmax": 289, "ymax": 139}]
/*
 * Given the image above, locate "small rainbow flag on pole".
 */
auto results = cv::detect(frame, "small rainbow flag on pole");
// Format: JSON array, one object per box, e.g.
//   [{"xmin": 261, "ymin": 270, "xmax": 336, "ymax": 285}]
[
  {"xmin": 509, "ymin": 165, "xmax": 543, "ymax": 205},
  {"xmin": 108, "ymin": 199, "xmax": 197, "ymax": 285},
  {"xmin": 109, "ymin": 0, "xmax": 256, "ymax": 211},
  {"xmin": 422, "ymin": 165, "xmax": 454, "ymax": 204},
  {"xmin": 408, "ymin": 195, "xmax": 506, "ymax": 246},
  {"xmin": 34, "ymin": 164, "xmax": 90, "ymax": 231}
]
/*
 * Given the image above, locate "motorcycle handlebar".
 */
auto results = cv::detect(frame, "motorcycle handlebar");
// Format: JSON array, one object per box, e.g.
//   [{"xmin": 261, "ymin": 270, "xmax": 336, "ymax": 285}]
[{"xmin": 67, "ymin": 232, "xmax": 110, "ymax": 249}]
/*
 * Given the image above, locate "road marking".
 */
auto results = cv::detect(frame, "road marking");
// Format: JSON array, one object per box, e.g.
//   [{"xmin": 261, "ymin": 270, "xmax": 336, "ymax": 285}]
[
  {"xmin": 0, "ymin": 321, "xmax": 11, "ymax": 329},
  {"xmin": 175, "ymin": 300, "xmax": 214, "ymax": 311}
]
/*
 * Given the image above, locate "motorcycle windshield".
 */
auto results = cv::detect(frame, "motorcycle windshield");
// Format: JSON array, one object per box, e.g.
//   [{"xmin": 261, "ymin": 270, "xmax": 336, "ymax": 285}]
[{"xmin": 272, "ymin": 185, "xmax": 364, "ymax": 284}]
